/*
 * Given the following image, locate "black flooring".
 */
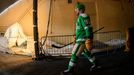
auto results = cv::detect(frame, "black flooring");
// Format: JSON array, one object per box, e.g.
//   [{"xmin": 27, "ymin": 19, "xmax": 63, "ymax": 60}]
[{"xmin": 0, "ymin": 49, "xmax": 134, "ymax": 75}]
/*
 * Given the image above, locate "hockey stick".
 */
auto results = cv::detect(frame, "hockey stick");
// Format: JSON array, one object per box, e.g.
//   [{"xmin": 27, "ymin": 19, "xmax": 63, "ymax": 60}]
[
  {"xmin": 52, "ymin": 27, "xmax": 104, "ymax": 48},
  {"xmin": 52, "ymin": 42, "xmax": 74, "ymax": 48}
]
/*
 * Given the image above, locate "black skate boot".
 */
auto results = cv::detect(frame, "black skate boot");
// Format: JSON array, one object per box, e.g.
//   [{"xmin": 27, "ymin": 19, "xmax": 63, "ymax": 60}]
[
  {"xmin": 90, "ymin": 63, "xmax": 101, "ymax": 71},
  {"xmin": 61, "ymin": 67, "xmax": 75, "ymax": 75}
]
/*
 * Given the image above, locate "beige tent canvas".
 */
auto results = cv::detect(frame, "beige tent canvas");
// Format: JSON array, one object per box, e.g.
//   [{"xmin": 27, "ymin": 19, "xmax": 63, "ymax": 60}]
[
  {"xmin": 0, "ymin": 0, "xmax": 93, "ymax": 56},
  {"xmin": 0, "ymin": 0, "xmax": 134, "ymax": 39},
  {"xmin": 0, "ymin": 0, "xmax": 134, "ymax": 56},
  {"xmin": 0, "ymin": 0, "xmax": 76, "ymax": 37}
]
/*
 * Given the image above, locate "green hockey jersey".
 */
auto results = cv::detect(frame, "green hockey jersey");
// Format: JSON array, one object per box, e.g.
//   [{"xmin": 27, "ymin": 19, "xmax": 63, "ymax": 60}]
[{"xmin": 76, "ymin": 14, "xmax": 93, "ymax": 43}]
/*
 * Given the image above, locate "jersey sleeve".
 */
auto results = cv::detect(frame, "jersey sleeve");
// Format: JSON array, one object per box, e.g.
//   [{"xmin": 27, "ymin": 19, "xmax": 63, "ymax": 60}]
[{"xmin": 80, "ymin": 16, "xmax": 92, "ymax": 38}]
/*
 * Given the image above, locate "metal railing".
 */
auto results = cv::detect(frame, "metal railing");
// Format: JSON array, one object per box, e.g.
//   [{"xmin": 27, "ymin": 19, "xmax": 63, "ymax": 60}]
[
  {"xmin": 41, "ymin": 31, "xmax": 124, "ymax": 56},
  {"xmin": 41, "ymin": 35, "xmax": 74, "ymax": 56}
]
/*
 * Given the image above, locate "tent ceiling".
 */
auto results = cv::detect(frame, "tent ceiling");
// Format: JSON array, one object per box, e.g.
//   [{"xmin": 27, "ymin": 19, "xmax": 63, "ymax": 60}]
[{"xmin": 0, "ymin": 0, "xmax": 18, "ymax": 13}]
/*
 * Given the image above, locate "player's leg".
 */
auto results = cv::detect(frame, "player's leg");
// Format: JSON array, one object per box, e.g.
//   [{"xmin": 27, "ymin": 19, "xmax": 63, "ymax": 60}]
[{"xmin": 62, "ymin": 43, "xmax": 85, "ymax": 74}]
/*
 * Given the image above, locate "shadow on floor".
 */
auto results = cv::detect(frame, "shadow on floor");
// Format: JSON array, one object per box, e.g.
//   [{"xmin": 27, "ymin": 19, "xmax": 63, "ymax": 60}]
[{"xmin": 0, "ymin": 49, "xmax": 134, "ymax": 75}]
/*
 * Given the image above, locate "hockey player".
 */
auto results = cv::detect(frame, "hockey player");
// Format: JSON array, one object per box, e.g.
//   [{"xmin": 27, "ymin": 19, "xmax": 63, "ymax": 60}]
[{"xmin": 62, "ymin": 2, "xmax": 99, "ymax": 74}]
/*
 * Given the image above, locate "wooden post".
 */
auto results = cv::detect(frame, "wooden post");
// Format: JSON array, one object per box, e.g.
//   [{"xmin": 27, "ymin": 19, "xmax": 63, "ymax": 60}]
[{"xmin": 33, "ymin": 0, "xmax": 40, "ymax": 59}]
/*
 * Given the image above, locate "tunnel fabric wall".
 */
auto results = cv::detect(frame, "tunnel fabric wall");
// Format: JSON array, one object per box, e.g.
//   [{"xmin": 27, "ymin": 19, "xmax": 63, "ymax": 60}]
[
  {"xmin": 12, "ymin": 0, "xmax": 97, "ymax": 38},
  {"xmin": 122, "ymin": 0, "xmax": 134, "ymax": 29},
  {"xmin": 0, "ymin": 0, "xmax": 134, "ymax": 38},
  {"xmin": 0, "ymin": 0, "xmax": 32, "ymax": 33},
  {"xmin": 96, "ymin": 0, "xmax": 124, "ymax": 32},
  {"xmin": 0, "ymin": 0, "xmax": 96, "ymax": 38},
  {"xmin": 95, "ymin": 0, "xmax": 134, "ymax": 38},
  {"xmin": 19, "ymin": 0, "xmax": 75, "ymax": 38},
  {"xmin": 19, "ymin": 0, "xmax": 96, "ymax": 38}
]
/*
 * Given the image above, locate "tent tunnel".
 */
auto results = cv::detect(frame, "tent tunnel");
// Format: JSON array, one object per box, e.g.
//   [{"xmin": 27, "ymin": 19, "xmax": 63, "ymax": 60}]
[
  {"xmin": 0, "ymin": 0, "xmax": 134, "ymax": 75},
  {"xmin": 0, "ymin": 0, "xmax": 134, "ymax": 58}
]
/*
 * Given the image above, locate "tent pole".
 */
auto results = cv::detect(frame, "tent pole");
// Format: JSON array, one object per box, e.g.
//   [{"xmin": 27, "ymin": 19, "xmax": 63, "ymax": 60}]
[{"xmin": 33, "ymin": 0, "xmax": 40, "ymax": 59}]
